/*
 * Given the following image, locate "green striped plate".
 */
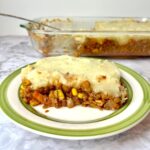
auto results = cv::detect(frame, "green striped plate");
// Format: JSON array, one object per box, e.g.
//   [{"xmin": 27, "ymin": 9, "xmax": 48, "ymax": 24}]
[{"xmin": 0, "ymin": 63, "xmax": 150, "ymax": 140}]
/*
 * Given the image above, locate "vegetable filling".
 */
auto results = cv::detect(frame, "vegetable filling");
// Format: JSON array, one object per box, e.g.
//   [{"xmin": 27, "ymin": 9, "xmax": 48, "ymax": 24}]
[{"xmin": 20, "ymin": 79, "xmax": 128, "ymax": 110}]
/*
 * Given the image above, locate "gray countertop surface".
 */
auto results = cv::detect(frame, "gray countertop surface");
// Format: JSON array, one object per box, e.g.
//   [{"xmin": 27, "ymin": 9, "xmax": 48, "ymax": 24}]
[{"xmin": 0, "ymin": 36, "xmax": 150, "ymax": 150}]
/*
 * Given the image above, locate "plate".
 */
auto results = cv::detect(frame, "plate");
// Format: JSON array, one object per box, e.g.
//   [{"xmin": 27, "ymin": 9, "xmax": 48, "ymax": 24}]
[{"xmin": 0, "ymin": 63, "xmax": 150, "ymax": 140}]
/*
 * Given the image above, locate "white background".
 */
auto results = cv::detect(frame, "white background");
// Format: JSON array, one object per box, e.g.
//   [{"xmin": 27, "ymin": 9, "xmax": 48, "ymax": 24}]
[{"xmin": 0, "ymin": 0, "xmax": 150, "ymax": 35}]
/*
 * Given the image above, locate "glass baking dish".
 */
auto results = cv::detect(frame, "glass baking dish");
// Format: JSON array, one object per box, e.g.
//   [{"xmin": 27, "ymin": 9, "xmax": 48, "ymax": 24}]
[{"xmin": 20, "ymin": 17, "xmax": 150, "ymax": 57}]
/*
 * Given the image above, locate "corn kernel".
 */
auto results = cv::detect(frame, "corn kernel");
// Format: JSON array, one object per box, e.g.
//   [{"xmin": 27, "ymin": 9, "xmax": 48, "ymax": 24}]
[
  {"xmin": 95, "ymin": 100, "xmax": 104, "ymax": 106},
  {"xmin": 71, "ymin": 88, "xmax": 78, "ymax": 96},
  {"xmin": 20, "ymin": 85, "xmax": 24, "ymax": 89},
  {"xmin": 78, "ymin": 93, "xmax": 84, "ymax": 99},
  {"xmin": 23, "ymin": 79, "xmax": 31, "ymax": 86},
  {"xmin": 30, "ymin": 100, "xmax": 39, "ymax": 106},
  {"xmin": 57, "ymin": 89, "xmax": 65, "ymax": 100}
]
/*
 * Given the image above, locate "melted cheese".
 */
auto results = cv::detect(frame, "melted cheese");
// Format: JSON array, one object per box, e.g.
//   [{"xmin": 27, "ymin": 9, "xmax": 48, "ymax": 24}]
[{"xmin": 21, "ymin": 55, "xmax": 121, "ymax": 97}]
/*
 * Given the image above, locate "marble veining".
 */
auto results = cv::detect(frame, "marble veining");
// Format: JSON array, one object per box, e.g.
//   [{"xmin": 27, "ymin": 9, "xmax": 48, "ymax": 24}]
[{"xmin": 0, "ymin": 36, "xmax": 150, "ymax": 150}]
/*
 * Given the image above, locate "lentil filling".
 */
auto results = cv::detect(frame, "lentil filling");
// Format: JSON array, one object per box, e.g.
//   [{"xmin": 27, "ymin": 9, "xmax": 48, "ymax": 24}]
[{"xmin": 20, "ymin": 79, "xmax": 127, "ymax": 110}]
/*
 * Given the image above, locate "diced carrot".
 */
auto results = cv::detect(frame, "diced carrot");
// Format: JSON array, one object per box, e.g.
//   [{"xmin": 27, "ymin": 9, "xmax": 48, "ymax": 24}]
[{"xmin": 33, "ymin": 91, "xmax": 45, "ymax": 102}]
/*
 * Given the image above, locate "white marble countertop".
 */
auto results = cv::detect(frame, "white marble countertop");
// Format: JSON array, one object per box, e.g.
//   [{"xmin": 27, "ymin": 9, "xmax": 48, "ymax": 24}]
[{"xmin": 0, "ymin": 36, "xmax": 150, "ymax": 150}]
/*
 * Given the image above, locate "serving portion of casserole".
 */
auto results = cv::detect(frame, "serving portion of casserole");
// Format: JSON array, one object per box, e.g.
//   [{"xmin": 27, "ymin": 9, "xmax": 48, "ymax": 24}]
[{"xmin": 20, "ymin": 55, "xmax": 128, "ymax": 110}]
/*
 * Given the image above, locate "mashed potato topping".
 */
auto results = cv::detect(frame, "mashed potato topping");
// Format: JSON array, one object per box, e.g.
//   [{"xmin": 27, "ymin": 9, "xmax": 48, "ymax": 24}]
[{"xmin": 21, "ymin": 55, "xmax": 121, "ymax": 97}]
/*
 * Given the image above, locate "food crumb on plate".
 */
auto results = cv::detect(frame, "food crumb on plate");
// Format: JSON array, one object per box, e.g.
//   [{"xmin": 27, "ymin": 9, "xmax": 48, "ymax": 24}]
[{"xmin": 45, "ymin": 110, "xmax": 49, "ymax": 113}]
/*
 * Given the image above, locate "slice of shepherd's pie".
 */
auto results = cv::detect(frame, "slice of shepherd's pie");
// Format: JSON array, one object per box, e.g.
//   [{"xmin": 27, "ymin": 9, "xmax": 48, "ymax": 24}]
[{"xmin": 20, "ymin": 55, "xmax": 128, "ymax": 110}]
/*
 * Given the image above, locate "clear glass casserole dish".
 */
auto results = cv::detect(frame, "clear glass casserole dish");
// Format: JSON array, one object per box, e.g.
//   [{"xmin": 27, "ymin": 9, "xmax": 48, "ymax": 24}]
[{"xmin": 20, "ymin": 17, "xmax": 150, "ymax": 56}]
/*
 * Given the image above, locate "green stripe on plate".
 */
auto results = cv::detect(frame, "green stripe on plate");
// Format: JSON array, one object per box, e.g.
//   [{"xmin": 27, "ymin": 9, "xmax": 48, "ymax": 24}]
[{"xmin": 0, "ymin": 63, "xmax": 150, "ymax": 137}]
